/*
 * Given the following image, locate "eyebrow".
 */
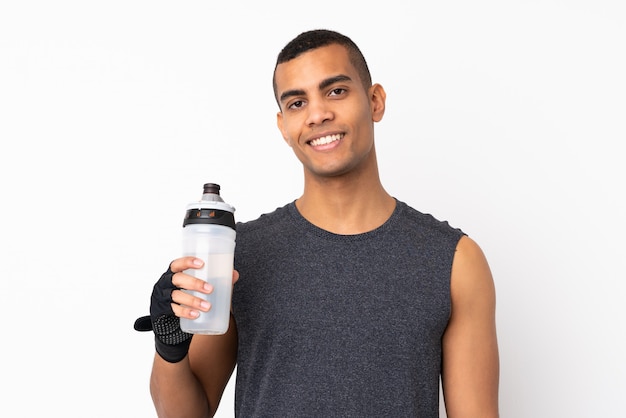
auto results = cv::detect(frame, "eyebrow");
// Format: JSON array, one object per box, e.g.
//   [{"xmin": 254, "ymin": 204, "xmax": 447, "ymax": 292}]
[{"xmin": 279, "ymin": 74, "xmax": 353, "ymax": 104}]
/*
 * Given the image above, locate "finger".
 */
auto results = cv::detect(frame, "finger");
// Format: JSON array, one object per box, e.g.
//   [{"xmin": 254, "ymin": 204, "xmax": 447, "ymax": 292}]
[
  {"xmin": 169, "ymin": 256, "xmax": 204, "ymax": 273},
  {"xmin": 232, "ymin": 269, "xmax": 240, "ymax": 285},
  {"xmin": 171, "ymin": 288, "xmax": 211, "ymax": 310},
  {"xmin": 171, "ymin": 302, "xmax": 203, "ymax": 320},
  {"xmin": 172, "ymin": 271, "xmax": 213, "ymax": 294},
  {"xmin": 171, "ymin": 289, "xmax": 211, "ymax": 319}
]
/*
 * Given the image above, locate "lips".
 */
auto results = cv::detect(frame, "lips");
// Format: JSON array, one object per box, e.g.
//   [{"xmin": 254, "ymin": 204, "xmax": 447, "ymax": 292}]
[{"xmin": 308, "ymin": 133, "xmax": 344, "ymax": 147}]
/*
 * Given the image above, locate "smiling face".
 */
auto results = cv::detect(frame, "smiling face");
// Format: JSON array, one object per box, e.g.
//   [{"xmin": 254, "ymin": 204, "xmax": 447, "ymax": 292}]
[{"xmin": 275, "ymin": 44, "xmax": 386, "ymax": 180}]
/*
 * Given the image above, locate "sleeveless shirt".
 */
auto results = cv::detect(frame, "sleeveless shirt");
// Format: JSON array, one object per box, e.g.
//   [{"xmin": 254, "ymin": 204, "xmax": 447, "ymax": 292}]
[{"xmin": 231, "ymin": 200, "xmax": 464, "ymax": 417}]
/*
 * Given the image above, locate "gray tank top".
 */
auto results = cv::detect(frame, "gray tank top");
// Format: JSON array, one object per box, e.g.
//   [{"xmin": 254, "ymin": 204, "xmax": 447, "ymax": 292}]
[{"xmin": 232, "ymin": 200, "xmax": 464, "ymax": 417}]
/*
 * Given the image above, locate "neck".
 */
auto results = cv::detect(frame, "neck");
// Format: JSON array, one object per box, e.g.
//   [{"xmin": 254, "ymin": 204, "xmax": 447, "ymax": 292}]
[{"xmin": 295, "ymin": 170, "xmax": 396, "ymax": 235}]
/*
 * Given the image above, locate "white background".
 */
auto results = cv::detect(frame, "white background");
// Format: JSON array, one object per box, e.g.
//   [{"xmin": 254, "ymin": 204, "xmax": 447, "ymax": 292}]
[{"xmin": 1, "ymin": 1, "xmax": 624, "ymax": 417}]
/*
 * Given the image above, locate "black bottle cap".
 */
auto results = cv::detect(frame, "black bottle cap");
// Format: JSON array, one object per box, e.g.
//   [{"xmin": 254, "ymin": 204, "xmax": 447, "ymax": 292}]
[{"xmin": 203, "ymin": 183, "xmax": 221, "ymax": 195}]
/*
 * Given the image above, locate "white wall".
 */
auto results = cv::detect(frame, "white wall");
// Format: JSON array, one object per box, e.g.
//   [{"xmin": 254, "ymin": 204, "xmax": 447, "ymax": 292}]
[{"xmin": 1, "ymin": 1, "xmax": 624, "ymax": 417}]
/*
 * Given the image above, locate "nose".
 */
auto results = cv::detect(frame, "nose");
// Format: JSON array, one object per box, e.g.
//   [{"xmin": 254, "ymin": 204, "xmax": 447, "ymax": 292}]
[{"xmin": 305, "ymin": 99, "xmax": 334, "ymax": 126}]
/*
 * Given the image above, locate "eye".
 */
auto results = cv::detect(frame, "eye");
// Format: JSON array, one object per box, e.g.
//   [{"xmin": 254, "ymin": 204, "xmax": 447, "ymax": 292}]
[
  {"xmin": 329, "ymin": 88, "xmax": 346, "ymax": 97},
  {"xmin": 288, "ymin": 100, "xmax": 305, "ymax": 110}
]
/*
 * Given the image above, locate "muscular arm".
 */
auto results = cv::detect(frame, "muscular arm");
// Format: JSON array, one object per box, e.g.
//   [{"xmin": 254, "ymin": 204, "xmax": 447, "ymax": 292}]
[
  {"xmin": 442, "ymin": 235, "xmax": 500, "ymax": 418},
  {"xmin": 150, "ymin": 316, "xmax": 238, "ymax": 418}
]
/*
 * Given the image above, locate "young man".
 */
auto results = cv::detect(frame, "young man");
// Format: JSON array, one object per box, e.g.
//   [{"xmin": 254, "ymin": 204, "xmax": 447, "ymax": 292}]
[{"xmin": 140, "ymin": 29, "xmax": 499, "ymax": 417}]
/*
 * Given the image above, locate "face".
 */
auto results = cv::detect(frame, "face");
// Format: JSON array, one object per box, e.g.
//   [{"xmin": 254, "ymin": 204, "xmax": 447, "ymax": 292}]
[{"xmin": 275, "ymin": 44, "xmax": 386, "ymax": 180}]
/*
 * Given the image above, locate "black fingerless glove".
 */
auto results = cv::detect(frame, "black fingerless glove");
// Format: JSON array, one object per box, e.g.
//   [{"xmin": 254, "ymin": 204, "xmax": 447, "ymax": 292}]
[{"xmin": 134, "ymin": 266, "xmax": 193, "ymax": 363}]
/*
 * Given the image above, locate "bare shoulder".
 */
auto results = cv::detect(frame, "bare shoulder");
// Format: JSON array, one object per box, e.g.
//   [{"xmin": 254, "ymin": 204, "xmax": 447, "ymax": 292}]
[{"xmin": 450, "ymin": 235, "xmax": 495, "ymax": 303}]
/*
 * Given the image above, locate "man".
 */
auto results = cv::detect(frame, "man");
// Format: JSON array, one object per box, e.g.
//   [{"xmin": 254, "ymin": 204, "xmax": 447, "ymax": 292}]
[{"xmin": 139, "ymin": 29, "xmax": 499, "ymax": 417}]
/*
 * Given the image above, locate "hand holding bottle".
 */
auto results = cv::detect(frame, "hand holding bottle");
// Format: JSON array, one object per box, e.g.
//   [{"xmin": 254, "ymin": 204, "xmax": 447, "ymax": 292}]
[
  {"xmin": 134, "ymin": 257, "xmax": 239, "ymax": 363},
  {"xmin": 167, "ymin": 257, "xmax": 240, "ymax": 321}
]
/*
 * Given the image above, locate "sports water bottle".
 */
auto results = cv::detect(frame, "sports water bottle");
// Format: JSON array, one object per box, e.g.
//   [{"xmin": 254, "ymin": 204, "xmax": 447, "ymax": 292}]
[{"xmin": 180, "ymin": 183, "xmax": 236, "ymax": 334}]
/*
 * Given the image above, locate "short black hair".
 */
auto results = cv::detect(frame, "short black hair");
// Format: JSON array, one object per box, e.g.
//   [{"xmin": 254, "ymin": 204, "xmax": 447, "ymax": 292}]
[{"xmin": 272, "ymin": 29, "xmax": 372, "ymax": 106}]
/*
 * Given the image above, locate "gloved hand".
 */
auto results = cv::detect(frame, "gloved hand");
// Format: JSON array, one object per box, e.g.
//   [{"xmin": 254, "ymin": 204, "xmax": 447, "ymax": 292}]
[{"xmin": 134, "ymin": 266, "xmax": 192, "ymax": 363}]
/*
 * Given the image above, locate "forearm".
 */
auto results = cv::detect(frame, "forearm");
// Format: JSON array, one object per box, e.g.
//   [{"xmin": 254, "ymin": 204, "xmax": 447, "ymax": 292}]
[{"xmin": 150, "ymin": 354, "xmax": 212, "ymax": 418}]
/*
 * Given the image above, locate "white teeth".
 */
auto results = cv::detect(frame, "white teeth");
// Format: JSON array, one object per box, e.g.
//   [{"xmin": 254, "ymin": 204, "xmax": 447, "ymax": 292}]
[{"xmin": 309, "ymin": 134, "xmax": 342, "ymax": 146}]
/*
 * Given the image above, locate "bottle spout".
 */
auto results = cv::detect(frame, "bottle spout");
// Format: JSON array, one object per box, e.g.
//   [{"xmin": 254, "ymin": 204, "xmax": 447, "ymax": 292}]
[{"xmin": 201, "ymin": 183, "xmax": 224, "ymax": 202}]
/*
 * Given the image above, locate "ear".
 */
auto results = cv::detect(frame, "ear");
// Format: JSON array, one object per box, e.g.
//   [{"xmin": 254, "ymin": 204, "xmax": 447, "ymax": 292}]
[
  {"xmin": 369, "ymin": 83, "xmax": 386, "ymax": 122},
  {"xmin": 276, "ymin": 111, "xmax": 292, "ymax": 146}
]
